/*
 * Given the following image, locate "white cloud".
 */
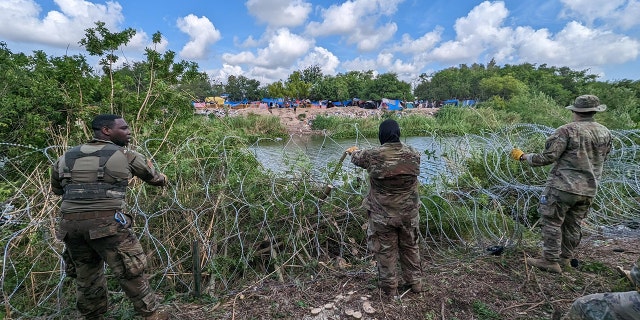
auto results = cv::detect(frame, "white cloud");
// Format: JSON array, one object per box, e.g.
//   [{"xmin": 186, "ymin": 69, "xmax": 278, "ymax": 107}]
[
  {"xmin": 415, "ymin": 0, "xmax": 640, "ymax": 75},
  {"xmin": 212, "ymin": 63, "xmax": 245, "ymax": 82},
  {"xmin": 0, "ymin": 0, "xmax": 124, "ymax": 48},
  {"xmin": 429, "ymin": 1, "xmax": 511, "ymax": 63},
  {"xmin": 235, "ymin": 35, "xmax": 260, "ymax": 48},
  {"xmin": 222, "ymin": 51, "xmax": 257, "ymax": 65},
  {"xmin": 342, "ymin": 57, "xmax": 378, "ymax": 72},
  {"xmin": 177, "ymin": 14, "xmax": 222, "ymax": 60},
  {"xmin": 297, "ymin": 47, "xmax": 340, "ymax": 75},
  {"xmin": 560, "ymin": 0, "xmax": 640, "ymax": 29},
  {"xmin": 246, "ymin": 0, "xmax": 312, "ymax": 28},
  {"xmin": 223, "ymin": 28, "xmax": 311, "ymax": 69},
  {"xmin": 393, "ymin": 28, "xmax": 443, "ymax": 54},
  {"xmin": 305, "ymin": 0, "xmax": 403, "ymax": 51},
  {"xmin": 516, "ymin": 21, "xmax": 639, "ymax": 68}
]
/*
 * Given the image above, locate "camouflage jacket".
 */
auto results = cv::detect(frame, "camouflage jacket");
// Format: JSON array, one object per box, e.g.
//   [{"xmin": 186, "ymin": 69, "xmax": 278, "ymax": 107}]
[
  {"xmin": 526, "ymin": 119, "xmax": 612, "ymax": 197},
  {"xmin": 51, "ymin": 139, "xmax": 166, "ymax": 213},
  {"xmin": 350, "ymin": 142, "xmax": 420, "ymax": 219}
]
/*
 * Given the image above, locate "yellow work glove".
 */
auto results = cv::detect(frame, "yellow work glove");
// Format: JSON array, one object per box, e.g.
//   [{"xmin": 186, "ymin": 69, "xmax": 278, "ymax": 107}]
[
  {"xmin": 345, "ymin": 146, "xmax": 359, "ymax": 154},
  {"xmin": 510, "ymin": 148, "xmax": 524, "ymax": 161}
]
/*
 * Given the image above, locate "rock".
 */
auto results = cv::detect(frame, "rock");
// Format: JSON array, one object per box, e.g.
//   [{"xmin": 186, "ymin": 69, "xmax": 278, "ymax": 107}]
[
  {"xmin": 311, "ymin": 307, "xmax": 322, "ymax": 315},
  {"xmin": 362, "ymin": 301, "xmax": 375, "ymax": 314},
  {"xmin": 324, "ymin": 303, "xmax": 334, "ymax": 309},
  {"xmin": 344, "ymin": 309, "xmax": 354, "ymax": 316},
  {"xmin": 352, "ymin": 311, "xmax": 363, "ymax": 319}
]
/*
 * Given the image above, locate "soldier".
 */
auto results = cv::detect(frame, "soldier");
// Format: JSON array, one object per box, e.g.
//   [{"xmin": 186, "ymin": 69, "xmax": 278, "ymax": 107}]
[
  {"xmin": 563, "ymin": 257, "xmax": 640, "ymax": 319},
  {"xmin": 51, "ymin": 114, "xmax": 169, "ymax": 320},
  {"xmin": 346, "ymin": 119, "xmax": 423, "ymax": 296},
  {"xmin": 510, "ymin": 95, "xmax": 612, "ymax": 273}
]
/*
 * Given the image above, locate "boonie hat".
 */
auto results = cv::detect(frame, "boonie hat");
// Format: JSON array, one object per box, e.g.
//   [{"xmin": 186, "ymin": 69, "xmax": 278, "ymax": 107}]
[{"xmin": 566, "ymin": 95, "xmax": 606, "ymax": 112}]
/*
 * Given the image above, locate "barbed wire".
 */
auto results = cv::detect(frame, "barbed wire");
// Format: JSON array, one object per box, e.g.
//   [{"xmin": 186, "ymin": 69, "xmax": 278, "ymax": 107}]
[{"xmin": 1, "ymin": 123, "xmax": 639, "ymax": 317}]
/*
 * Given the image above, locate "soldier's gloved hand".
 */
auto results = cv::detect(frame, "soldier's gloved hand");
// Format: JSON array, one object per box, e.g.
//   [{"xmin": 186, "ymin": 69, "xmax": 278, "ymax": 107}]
[
  {"xmin": 510, "ymin": 148, "xmax": 525, "ymax": 161},
  {"xmin": 345, "ymin": 146, "xmax": 359, "ymax": 154},
  {"xmin": 160, "ymin": 173, "xmax": 169, "ymax": 186}
]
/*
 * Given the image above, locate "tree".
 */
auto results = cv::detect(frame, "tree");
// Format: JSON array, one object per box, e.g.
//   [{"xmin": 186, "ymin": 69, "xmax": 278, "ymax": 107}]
[
  {"xmin": 300, "ymin": 65, "xmax": 323, "ymax": 86},
  {"xmin": 479, "ymin": 75, "xmax": 528, "ymax": 101},
  {"xmin": 226, "ymin": 75, "xmax": 262, "ymax": 101},
  {"xmin": 363, "ymin": 73, "xmax": 411, "ymax": 101},
  {"xmin": 285, "ymin": 71, "xmax": 311, "ymax": 100},
  {"xmin": 339, "ymin": 71, "xmax": 373, "ymax": 99},
  {"xmin": 79, "ymin": 21, "xmax": 136, "ymax": 113},
  {"xmin": 267, "ymin": 80, "xmax": 287, "ymax": 98}
]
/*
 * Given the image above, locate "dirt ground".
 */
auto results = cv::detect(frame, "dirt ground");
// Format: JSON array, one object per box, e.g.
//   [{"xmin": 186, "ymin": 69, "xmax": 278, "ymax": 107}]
[{"xmin": 154, "ymin": 233, "xmax": 638, "ymax": 320}]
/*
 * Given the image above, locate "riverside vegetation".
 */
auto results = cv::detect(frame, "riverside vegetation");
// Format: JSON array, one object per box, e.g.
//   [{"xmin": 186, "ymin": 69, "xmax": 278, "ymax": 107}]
[{"xmin": 1, "ymin": 24, "xmax": 640, "ymax": 319}]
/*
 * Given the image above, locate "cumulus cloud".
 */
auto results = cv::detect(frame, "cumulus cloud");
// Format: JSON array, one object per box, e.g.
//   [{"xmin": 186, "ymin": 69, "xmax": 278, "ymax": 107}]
[
  {"xmin": 517, "ymin": 22, "xmax": 639, "ymax": 68},
  {"xmin": 297, "ymin": 47, "xmax": 340, "ymax": 75},
  {"xmin": 214, "ymin": 63, "xmax": 245, "ymax": 80},
  {"xmin": 393, "ymin": 28, "xmax": 443, "ymax": 54},
  {"xmin": 430, "ymin": 1, "xmax": 511, "ymax": 63},
  {"xmin": 560, "ymin": 0, "xmax": 640, "ymax": 29},
  {"xmin": 418, "ymin": 0, "xmax": 639, "ymax": 75},
  {"xmin": 0, "ymin": 0, "xmax": 124, "ymax": 48},
  {"xmin": 305, "ymin": 0, "xmax": 402, "ymax": 51},
  {"xmin": 177, "ymin": 14, "xmax": 222, "ymax": 60},
  {"xmin": 222, "ymin": 28, "xmax": 312, "ymax": 69},
  {"xmin": 246, "ymin": 0, "xmax": 312, "ymax": 28},
  {"xmin": 341, "ymin": 57, "xmax": 378, "ymax": 72}
]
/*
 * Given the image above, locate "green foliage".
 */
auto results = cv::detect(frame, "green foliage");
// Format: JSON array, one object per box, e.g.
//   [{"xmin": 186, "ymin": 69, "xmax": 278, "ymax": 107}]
[
  {"xmin": 579, "ymin": 261, "xmax": 611, "ymax": 275},
  {"xmin": 285, "ymin": 71, "xmax": 312, "ymax": 99},
  {"xmin": 434, "ymin": 106, "xmax": 518, "ymax": 135},
  {"xmin": 505, "ymin": 91, "xmax": 568, "ymax": 127},
  {"xmin": 226, "ymin": 75, "xmax": 262, "ymax": 101},
  {"xmin": 472, "ymin": 300, "xmax": 501, "ymax": 320},
  {"xmin": 479, "ymin": 75, "xmax": 528, "ymax": 100},
  {"xmin": 363, "ymin": 73, "xmax": 412, "ymax": 101}
]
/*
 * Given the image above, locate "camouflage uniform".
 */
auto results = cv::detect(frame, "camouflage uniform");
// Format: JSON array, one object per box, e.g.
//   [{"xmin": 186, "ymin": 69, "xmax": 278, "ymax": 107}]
[
  {"xmin": 51, "ymin": 139, "xmax": 167, "ymax": 319},
  {"xmin": 351, "ymin": 136, "xmax": 422, "ymax": 293},
  {"xmin": 563, "ymin": 257, "xmax": 640, "ymax": 319},
  {"xmin": 525, "ymin": 118, "xmax": 612, "ymax": 263}
]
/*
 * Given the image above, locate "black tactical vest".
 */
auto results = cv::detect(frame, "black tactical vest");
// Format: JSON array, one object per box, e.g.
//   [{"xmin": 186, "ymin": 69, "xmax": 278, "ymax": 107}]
[{"xmin": 59, "ymin": 144, "xmax": 128, "ymax": 200}]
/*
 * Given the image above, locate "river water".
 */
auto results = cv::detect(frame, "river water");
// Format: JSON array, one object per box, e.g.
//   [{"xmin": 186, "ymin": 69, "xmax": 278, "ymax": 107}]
[{"xmin": 249, "ymin": 135, "xmax": 458, "ymax": 184}]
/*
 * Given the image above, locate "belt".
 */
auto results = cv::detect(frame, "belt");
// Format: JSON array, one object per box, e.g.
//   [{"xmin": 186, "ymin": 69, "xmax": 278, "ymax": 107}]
[{"xmin": 62, "ymin": 210, "xmax": 117, "ymax": 220}]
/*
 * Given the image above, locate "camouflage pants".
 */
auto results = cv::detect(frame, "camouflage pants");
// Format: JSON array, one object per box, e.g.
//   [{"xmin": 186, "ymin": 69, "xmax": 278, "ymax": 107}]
[
  {"xmin": 57, "ymin": 214, "xmax": 159, "ymax": 319},
  {"xmin": 563, "ymin": 291, "xmax": 640, "ymax": 320},
  {"xmin": 367, "ymin": 212, "xmax": 422, "ymax": 290},
  {"xmin": 539, "ymin": 187, "xmax": 592, "ymax": 262}
]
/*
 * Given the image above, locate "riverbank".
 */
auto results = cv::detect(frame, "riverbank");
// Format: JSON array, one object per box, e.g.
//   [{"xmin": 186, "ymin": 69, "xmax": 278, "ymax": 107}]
[{"xmin": 233, "ymin": 106, "xmax": 440, "ymax": 135}]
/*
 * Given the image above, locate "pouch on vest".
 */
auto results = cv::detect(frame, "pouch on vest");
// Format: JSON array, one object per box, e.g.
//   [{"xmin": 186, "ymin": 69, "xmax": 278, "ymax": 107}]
[{"xmin": 88, "ymin": 224, "xmax": 118, "ymax": 239}]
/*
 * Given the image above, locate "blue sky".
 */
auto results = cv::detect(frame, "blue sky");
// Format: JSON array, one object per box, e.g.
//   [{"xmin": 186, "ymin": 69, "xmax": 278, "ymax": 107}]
[{"xmin": 1, "ymin": 0, "xmax": 639, "ymax": 85}]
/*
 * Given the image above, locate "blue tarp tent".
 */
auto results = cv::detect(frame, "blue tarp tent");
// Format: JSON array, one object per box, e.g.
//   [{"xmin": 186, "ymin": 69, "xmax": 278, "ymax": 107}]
[
  {"xmin": 382, "ymin": 98, "xmax": 403, "ymax": 110},
  {"xmin": 443, "ymin": 99, "xmax": 459, "ymax": 106},
  {"xmin": 261, "ymin": 97, "xmax": 284, "ymax": 107},
  {"xmin": 462, "ymin": 100, "xmax": 477, "ymax": 106}
]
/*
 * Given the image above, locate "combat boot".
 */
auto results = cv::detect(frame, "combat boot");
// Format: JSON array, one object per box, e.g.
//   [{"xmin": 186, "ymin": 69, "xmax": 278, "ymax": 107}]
[
  {"xmin": 410, "ymin": 282, "xmax": 424, "ymax": 293},
  {"xmin": 380, "ymin": 285, "xmax": 398, "ymax": 297},
  {"xmin": 144, "ymin": 309, "xmax": 169, "ymax": 320},
  {"xmin": 526, "ymin": 257, "xmax": 562, "ymax": 273}
]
